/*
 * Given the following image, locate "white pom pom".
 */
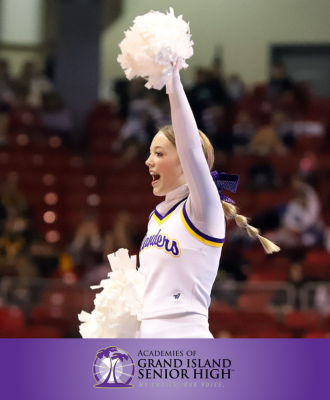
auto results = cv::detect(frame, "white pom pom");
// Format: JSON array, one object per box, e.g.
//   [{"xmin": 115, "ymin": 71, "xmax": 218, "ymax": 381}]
[
  {"xmin": 78, "ymin": 248, "xmax": 145, "ymax": 338},
  {"xmin": 117, "ymin": 7, "xmax": 194, "ymax": 90}
]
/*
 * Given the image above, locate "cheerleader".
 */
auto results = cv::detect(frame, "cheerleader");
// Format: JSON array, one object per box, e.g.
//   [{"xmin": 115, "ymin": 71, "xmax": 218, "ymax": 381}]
[
  {"xmin": 78, "ymin": 9, "xmax": 279, "ymax": 339},
  {"xmin": 138, "ymin": 62, "xmax": 279, "ymax": 338}
]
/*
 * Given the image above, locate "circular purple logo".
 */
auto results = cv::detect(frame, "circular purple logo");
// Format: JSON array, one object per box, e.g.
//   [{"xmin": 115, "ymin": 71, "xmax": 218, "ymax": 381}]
[{"xmin": 93, "ymin": 346, "xmax": 135, "ymax": 388}]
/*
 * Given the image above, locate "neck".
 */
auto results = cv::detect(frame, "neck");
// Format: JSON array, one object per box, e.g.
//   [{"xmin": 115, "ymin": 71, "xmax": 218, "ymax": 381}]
[
  {"xmin": 157, "ymin": 184, "xmax": 189, "ymax": 216},
  {"xmin": 165, "ymin": 183, "xmax": 189, "ymax": 201}
]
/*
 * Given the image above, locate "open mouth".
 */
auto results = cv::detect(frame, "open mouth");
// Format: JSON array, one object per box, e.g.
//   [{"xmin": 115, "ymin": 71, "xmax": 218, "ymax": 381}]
[{"xmin": 151, "ymin": 173, "xmax": 161, "ymax": 186}]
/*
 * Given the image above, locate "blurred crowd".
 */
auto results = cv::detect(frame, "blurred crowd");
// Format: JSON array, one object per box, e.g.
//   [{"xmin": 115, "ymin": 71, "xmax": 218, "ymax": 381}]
[
  {"xmin": 0, "ymin": 59, "xmax": 73, "ymax": 148},
  {"xmin": 112, "ymin": 63, "xmax": 314, "ymax": 161},
  {"xmin": 1, "ymin": 55, "xmax": 330, "ymax": 338},
  {"xmin": 0, "ymin": 171, "xmax": 138, "ymax": 306}
]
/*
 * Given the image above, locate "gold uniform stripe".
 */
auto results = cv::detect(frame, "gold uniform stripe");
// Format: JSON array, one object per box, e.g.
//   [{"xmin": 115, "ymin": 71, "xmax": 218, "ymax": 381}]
[
  {"xmin": 180, "ymin": 208, "xmax": 224, "ymax": 248},
  {"xmin": 153, "ymin": 211, "xmax": 174, "ymax": 226}
]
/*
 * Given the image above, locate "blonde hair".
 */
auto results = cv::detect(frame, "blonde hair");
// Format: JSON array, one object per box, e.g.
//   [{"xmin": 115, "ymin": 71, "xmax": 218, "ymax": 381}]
[
  {"xmin": 159, "ymin": 125, "xmax": 280, "ymax": 254},
  {"xmin": 161, "ymin": 125, "xmax": 214, "ymax": 171}
]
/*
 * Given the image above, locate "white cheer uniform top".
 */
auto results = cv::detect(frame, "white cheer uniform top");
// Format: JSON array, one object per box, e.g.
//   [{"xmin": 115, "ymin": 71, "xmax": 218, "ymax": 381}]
[{"xmin": 139, "ymin": 69, "xmax": 226, "ymax": 320}]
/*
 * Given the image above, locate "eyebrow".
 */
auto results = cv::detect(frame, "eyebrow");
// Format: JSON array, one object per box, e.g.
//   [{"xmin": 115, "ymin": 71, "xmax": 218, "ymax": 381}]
[{"xmin": 150, "ymin": 146, "xmax": 164, "ymax": 151}]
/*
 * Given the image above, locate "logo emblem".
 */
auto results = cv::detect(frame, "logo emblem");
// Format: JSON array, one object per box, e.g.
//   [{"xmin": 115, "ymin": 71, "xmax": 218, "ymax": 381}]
[
  {"xmin": 173, "ymin": 293, "xmax": 181, "ymax": 299},
  {"xmin": 93, "ymin": 346, "xmax": 135, "ymax": 388}
]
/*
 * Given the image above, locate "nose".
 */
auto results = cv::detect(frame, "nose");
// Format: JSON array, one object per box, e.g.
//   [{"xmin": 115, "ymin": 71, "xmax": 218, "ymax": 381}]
[{"xmin": 145, "ymin": 154, "xmax": 153, "ymax": 167}]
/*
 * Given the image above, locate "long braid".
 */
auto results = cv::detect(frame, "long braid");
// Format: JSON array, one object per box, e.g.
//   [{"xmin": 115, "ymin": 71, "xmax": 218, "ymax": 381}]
[
  {"xmin": 221, "ymin": 201, "xmax": 280, "ymax": 254},
  {"xmin": 160, "ymin": 125, "xmax": 280, "ymax": 254}
]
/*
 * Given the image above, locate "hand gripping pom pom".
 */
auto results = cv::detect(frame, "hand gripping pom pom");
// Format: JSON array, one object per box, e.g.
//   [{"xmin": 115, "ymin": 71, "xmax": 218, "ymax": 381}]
[
  {"xmin": 78, "ymin": 249, "xmax": 145, "ymax": 338},
  {"xmin": 117, "ymin": 8, "xmax": 194, "ymax": 90}
]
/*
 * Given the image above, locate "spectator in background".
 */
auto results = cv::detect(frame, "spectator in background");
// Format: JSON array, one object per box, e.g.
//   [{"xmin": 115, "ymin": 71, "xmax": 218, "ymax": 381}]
[
  {"xmin": 103, "ymin": 211, "xmax": 133, "ymax": 257},
  {"xmin": 10, "ymin": 82, "xmax": 29, "ymax": 108},
  {"xmin": 69, "ymin": 213, "xmax": 103, "ymax": 278},
  {"xmin": 212, "ymin": 244, "xmax": 247, "ymax": 308},
  {"xmin": 246, "ymin": 156, "xmax": 279, "ymax": 191},
  {"xmin": 113, "ymin": 80, "xmax": 171, "ymax": 165},
  {"xmin": 0, "ymin": 204, "xmax": 6, "ymax": 235},
  {"xmin": 201, "ymin": 104, "xmax": 225, "ymax": 140},
  {"xmin": 218, "ymin": 244, "xmax": 248, "ymax": 282},
  {"xmin": 232, "ymin": 110, "xmax": 256, "ymax": 152},
  {"xmin": 0, "ymin": 181, "xmax": 8, "ymax": 235},
  {"xmin": 30, "ymin": 240, "xmax": 59, "ymax": 279},
  {"xmin": 246, "ymin": 107, "xmax": 293, "ymax": 158},
  {"xmin": 0, "ymin": 172, "xmax": 30, "ymax": 217},
  {"xmin": 297, "ymin": 152, "xmax": 319, "ymax": 187},
  {"xmin": 43, "ymin": 39, "xmax": 57, "ymax": 83},
  {"xmin": 16, "ymin": 61, "xmax": 53, "ymax": 108},
  {"xmin": 40, "ymin": 92, "xmax": 73, "ymax": 145},
  {"xmin": 266, "ymin": 178, "xmax": 322, "ymax": 248},
  {"xmin": 0, "ymin": 110, "xmax": 9, "ymax": 147},
  {"xmin": 114, "ymin": 78, "xmax": 130, "ymax": 120},
  {"xmin": 147, "ymin": 89, "xmax": 172, "ymax": 132},
  {"xmin": 270, "ymin": 262, "xmax": 311, "ymax": 313},
  {"xmin": 187, "ymin": 67, "xmax": 231, "ymax": 132},
  {"xmin": 0, "ymin": 59, "xmax": 14, "ymax": 146},
  {"xmin": 0, "ymin": 211, "xmax": 27, "ymax": 271},
  {"xmin": 6, "ymin": 253, "xmax": 39, "ymax": 311},
  {"xmin": 267, "ymin": 63, "xmax": 295, "ymax": 101},
  {"xmin": 226, "ymin": 73, "xmax": 245, "ymax": 103},
  {"xmin": 248, "ymin": 124, "xmax": 287, "ymax": 156},
  {"xmin": 271, "ymin": 110, "xmax": 295, "ymax": 150},
  {"xmin": 0, "ymin": 59, "xmax": 14, "ymax": 101},
  {"xmin": 85, "ymin": 211, "xmax": 134, "ymax": 285},
  {"xmin": 192, "ymin": 68, "xmax": 234, "ymax": 154},
  {"xmin": 112, "ymin": 78, "xmax": 152, "ymax": 163},
  {"xmin": 315, "ymin": 275, "xmax": 330, "ymax": 316}
]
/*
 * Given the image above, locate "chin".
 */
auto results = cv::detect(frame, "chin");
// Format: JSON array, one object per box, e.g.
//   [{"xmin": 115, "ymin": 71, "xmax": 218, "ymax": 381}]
[
  {"xmin": 153, "ymin": 189, "xmax": 165, "ymax": 197},
  {"xmin": 153, "ymin": 186, "xmax": 166, "ymax": 197}
]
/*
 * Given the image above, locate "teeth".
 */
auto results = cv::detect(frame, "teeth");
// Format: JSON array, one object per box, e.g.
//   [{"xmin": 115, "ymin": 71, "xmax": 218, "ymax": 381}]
[
  {"xmin": 149, "ymin": 171, "xmax": 160, "ymax": 182},
  {"xmin": 149, "ymin": 171, "xmax": 160, "ymax": 183}
]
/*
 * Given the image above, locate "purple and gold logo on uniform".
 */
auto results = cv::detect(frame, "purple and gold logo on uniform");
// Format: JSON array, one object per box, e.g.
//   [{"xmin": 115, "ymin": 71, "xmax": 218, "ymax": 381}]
[
  {"xmin": 93, "ymin": 346, "xmax": 135, "ymax": 388},
  {"xmin": 140, "ymin": 229, "xmax": 181, "ymax": 257}
]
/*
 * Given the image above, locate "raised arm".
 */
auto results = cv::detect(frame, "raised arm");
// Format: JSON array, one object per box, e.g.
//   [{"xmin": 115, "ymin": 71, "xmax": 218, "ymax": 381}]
[{"xmin": 167, "ymin": 70, "xmax": 224, "ymax": 238}]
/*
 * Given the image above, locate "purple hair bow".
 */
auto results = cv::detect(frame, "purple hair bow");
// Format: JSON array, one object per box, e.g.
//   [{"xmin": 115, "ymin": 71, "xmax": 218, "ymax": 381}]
[{"xmin": 211, "ymin": 171, "xmax": 240, "ymax": 204}]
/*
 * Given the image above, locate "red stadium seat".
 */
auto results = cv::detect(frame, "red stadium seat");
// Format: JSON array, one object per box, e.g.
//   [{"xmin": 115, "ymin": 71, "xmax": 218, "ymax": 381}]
[
  {"xmin": 322, "ymin": 314, "xmax": 330, "ymax": 331},
  {"xmin": 303, "ymin": 331, "xmax": 327, "ymax": 339},
  {"xmin": 256, "ymin": 190, "xmax": 291, "ymax": 209},
  {"xmin": 304, "ymin": 248, "xmax": 330, "ymax": 279},
  {"xmin": 285, "ymin": 311, "xmax": 320, "ymax": 331},
  {"xmin": 20, "ymin": 326, "xmax": 63, "ymax": 338},
  {"xmin": 209, "ymin": 310, "xmax": 241, "ymax": 336},
  {"xmin": 267, "ymin": 256, "xmax": 291, "ymax": 274},
  {"xmin": 303, "ymin": 262, "xmax": 329, "ymax": 280},
  {"xmin": 221, "ymin": 311, "xmax": 281, "ymax": 338},
  {"xmin": 295, "ymin": 136, "xmax": 326, "ymax": 154},
  {"xmin": 30, "ymin": 306, "xmax": 76, "ymax": 332},
  {"xmin": 306, "ymin": 98, "xmax": 330, "ymax": 122},
  {"xmin": 270, "ymin": 154, "xmax": 300, "ymax": 176},
  {"xmin": 252, "ymin": 84, "xmax": 267, "ymax": 100},
  {"xmin": 255, "ymin": 329, "xmax": 292, "ymax": 338},
  {"xmin": 236, "ymin": 311, "xmax": 277, "ymax": 326},
  {"xmin": 0, "ymin": 307, "xmax": 24, "ymax": 330},
  {"xmin": 237, "ymin": 293, "xmax": 273, "ymax": 311},
  {"xmin": 306, "ymin": 250, "xmax": 330, "ymax": 265},
  {"xmin": 248, "ymin": 270, "xmax": 287, "ymax": 282},
  {"xmin": 245, "ymin": 248, "xmax": 267, "ymax": 270}
]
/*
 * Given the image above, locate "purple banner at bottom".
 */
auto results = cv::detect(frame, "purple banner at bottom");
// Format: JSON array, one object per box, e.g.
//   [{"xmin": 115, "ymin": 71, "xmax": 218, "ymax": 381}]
[{"xmin": 0, "ymin": 339, "xmax": 329, "ymax": 400}]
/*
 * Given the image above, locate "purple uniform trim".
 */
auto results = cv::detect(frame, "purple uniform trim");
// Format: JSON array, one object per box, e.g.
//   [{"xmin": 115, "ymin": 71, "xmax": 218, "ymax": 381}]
[
  {"xmin": 153, "ymin": 197, "xmax": 188, "ymax": 221},
  {"xmin": 182, "ymin": 202, "xmax": 225, "ymax": 244}
]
